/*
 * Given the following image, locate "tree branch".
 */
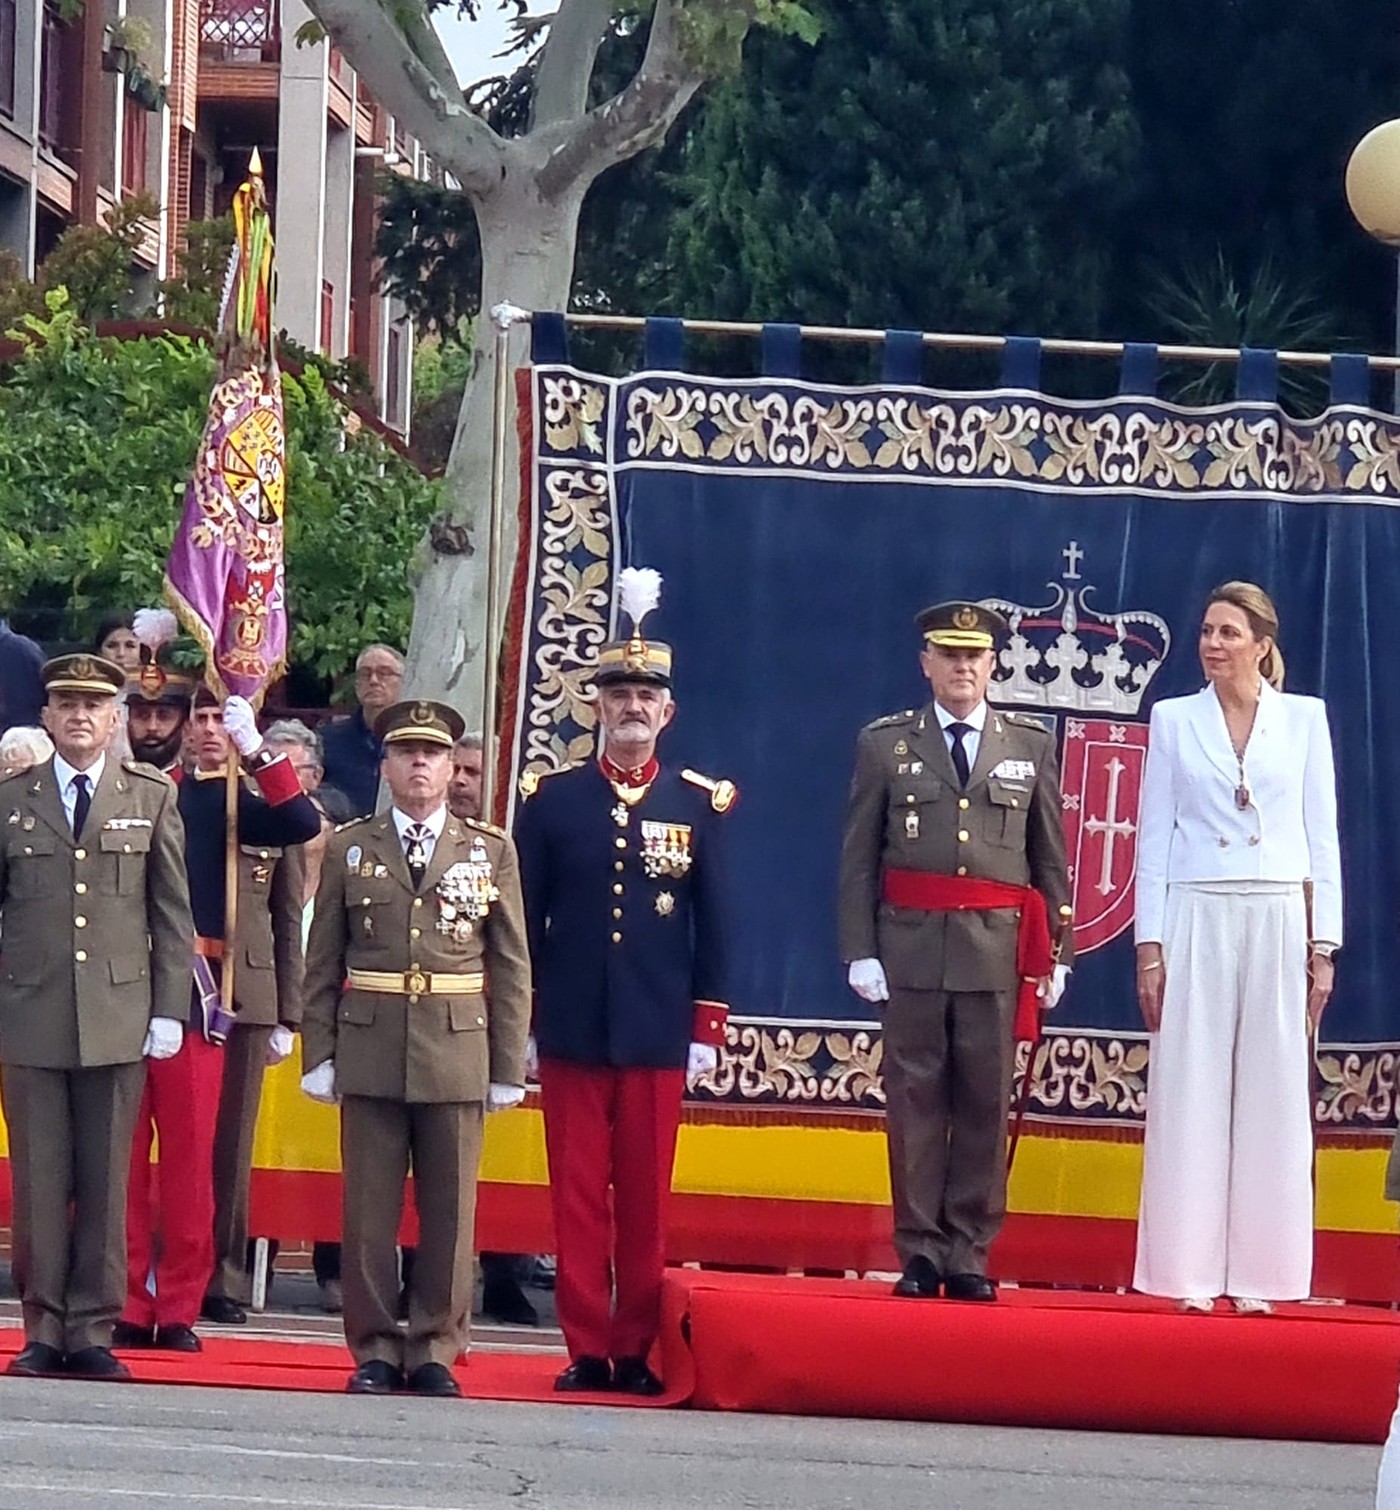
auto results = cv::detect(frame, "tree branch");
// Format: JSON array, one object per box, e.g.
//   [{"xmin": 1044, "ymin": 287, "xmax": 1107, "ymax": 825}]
[
  {"xmin": 530, "ymin": 0, "xmax": 616, "ymax": 131},
  {"xmin": 534, "ymin": 0, "xmax": 718, "ymax": 198},
  {"xmin": 303, "ymin": 0, "xmax": 508, "ymax": 196}
]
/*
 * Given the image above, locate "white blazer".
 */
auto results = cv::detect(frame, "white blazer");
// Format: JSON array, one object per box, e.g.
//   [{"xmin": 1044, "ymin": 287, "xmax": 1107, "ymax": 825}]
[{"xmin": 1134, "ymin": 682, "xmax": 1342, "ymax": 946}]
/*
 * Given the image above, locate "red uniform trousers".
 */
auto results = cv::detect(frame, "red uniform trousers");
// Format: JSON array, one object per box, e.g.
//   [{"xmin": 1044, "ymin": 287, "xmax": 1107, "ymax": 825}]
[
  {"xmin": 122, "ymin": 1034, "xmax": 225, "ymax": 1329},
  {"xmin": 539, "ymin": 1058, "xmax": 685, "ymax": 1364}
]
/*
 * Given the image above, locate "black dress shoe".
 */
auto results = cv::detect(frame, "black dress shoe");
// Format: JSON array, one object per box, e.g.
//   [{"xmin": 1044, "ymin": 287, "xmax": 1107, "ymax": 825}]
[
  {"xmin": 611, "ymin": 1356, "xmax": 664, "ymax": 1396},
  {"xmin": 405, "ymin": 1362, "xmax": 462, "ymax": 1398},
  {"xmin": 112, "ymin": 1322, "xmax": 155, "ymax": 1350},
  {"xmin": 554, "ymin": 1356, "xmax": 611, "ymax": 1392},
  {"xmin": 943, "ymin": 1272, "xmax": 997, "ymax": 1302},
  {"xmin": 892, "ymin": 1256, "xmax": 942, "ymax": 1298},
  {"xmin": 346, "ymin": 1359, "xmax": 404, "ymax": 1395},
  {"xmin": 200, "ymin": 1296, "xmax": 247, "ymax": 1325},
  {"xmin": 65, "ymin": 1347, "xmax": 131, "ymax": 1379},
  {"xmin": 154, "ymin": 1324, "xmax": 202, "ymax": 1353},
  {"xmin": 480, "ymin": 1277, "xmax": 540, "ymax": 1327},
  {"xmin": 7, "ymin": 1342, "xmax": 65, "ymax": 1377}
]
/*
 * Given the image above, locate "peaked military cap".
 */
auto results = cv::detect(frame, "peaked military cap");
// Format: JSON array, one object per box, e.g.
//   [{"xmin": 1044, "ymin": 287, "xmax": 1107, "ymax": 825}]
[
  {"xmin": 42, "ymin": 653, "xmax": 127, "ymax": 697},
  {"xmin": 916, "ymin": 601, "xmax": 1009, "ymax": 650},
  {"xmin": 374, "ymin": 699, "xmax": 465, "ymax": 749},
  {"xmin": 595, "ymin": 565, "xmax": 673, "ymax": 688}
]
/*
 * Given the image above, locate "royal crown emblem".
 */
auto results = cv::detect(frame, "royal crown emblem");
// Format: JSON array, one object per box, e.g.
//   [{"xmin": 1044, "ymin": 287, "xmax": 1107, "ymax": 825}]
[
  {"xmin": 410, "ymin": 701, "xmax": 434, "ymax": 725},
  {"xmin": 980, "ymin": 545, "xmax": 1169, "ymax": 717}
]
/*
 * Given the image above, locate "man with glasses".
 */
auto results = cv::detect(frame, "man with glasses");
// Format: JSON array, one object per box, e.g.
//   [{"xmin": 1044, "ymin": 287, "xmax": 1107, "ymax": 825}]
[{"xmin": 321, "ymin": 645, "xmax": 404, "ymax": 820}]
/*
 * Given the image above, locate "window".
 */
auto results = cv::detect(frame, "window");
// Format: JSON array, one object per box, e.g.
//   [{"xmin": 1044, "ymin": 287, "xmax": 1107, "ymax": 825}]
[
  {"xmin": 0, "ymin": 0, "xmax": 16, "ymax": 119},
  {"xmin": 38, "ymin": 2, "xmax": 63, "ymax": 147},
  {"xmin": 122, "ymin": 105, "xmax": 148, "ymax": 193},
  {"xmin": 320, "ymin": 279, "xmax": 333, "ymax": 354},
  {"xmin": 386, "ymin": 323, "xmax": 403, "ymax": 426}
]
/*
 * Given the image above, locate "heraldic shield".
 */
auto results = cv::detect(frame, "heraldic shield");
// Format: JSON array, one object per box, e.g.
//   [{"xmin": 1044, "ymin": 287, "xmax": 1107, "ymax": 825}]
[{"xmin": 982, "ymin": 547, "xmax": 1169, "ymax": 959}]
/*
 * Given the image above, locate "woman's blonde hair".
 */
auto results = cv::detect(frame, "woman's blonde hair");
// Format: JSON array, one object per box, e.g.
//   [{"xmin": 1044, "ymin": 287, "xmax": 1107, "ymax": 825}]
[{"xmin": 1207, "ymin": 581, "xmax": 1285, "ymax": 689}]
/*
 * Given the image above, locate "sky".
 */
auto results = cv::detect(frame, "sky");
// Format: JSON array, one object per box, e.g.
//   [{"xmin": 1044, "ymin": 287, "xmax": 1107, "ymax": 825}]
[{"xmin": 436, "ymin": 5, "xmax": 546, "ymax": 87}]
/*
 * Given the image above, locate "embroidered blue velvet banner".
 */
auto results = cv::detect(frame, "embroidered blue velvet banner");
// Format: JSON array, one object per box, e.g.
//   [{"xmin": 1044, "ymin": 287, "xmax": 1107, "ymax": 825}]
[{"xmin": 509, "ymin": 358, "xmax": 1400, "ymax": 1130}]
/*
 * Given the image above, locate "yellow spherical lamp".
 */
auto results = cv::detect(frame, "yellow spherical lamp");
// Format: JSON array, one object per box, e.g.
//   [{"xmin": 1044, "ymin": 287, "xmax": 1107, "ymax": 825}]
[{"xmin": 1347, "ymin": 121, "xmax": 1400, "ymax": 247}]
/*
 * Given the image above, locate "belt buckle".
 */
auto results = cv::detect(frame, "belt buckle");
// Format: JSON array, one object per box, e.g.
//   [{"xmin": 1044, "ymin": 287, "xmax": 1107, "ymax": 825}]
[{"xmin": 406, "ymin": 969, "xmax": 428, "ymax": 995}]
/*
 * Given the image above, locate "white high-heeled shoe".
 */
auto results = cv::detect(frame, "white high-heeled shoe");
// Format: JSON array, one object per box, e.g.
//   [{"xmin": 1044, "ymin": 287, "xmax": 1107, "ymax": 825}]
[
  {"xmin": 1230, "ymin": 1297, "xmax": 1275, "ymax": 1316},
  {"xmin": 1176, "ymin": 1296, "xmax": 1215, "ymax": 1313}
]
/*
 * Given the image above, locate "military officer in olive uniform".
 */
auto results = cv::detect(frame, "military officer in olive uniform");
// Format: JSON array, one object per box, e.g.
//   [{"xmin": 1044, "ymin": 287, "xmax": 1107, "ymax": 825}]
[
  {"xmin": 0, "ymin": 654, "xmax": 193, "ymax": 1379},
  {"xmin": 301, "ymin": 700, "xmax": 531, "ymax": 1397},
  {"xmin": 839, "ymin": 603, "xmax": 1071, "ymax": 1302}
]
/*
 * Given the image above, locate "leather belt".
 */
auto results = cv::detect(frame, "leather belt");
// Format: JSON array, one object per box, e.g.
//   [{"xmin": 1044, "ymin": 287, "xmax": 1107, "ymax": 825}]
[
  {"xmin": 347, "ymin": 969, "xmax": 483, "ymax": 997},
  {"xmin": 194, "ymin": 936, "xmax": 224, "ymax": 959}
]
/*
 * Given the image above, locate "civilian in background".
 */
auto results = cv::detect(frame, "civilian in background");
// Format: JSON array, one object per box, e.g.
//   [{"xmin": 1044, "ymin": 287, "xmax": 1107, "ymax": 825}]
[
  {"xmin": 320, "ymin": 645, "xmax": 403, "ymax": 819},
  {"xmin": 0, "ymin": 725, "xmax": 53, "ymax": 777},
  {"xmin": 0, "ymin": 615, "xmax": 46, "ymax": 735},
  {"xmin": 94, "ymin": 615, "xmax": 141, "ymax": 675}
]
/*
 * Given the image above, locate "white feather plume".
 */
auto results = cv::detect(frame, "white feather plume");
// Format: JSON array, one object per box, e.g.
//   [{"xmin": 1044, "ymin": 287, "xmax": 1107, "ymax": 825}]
[
  {"xmin": 132, "ymin": 607, "xmax": 178, "ymax": 651},
  {"xmin": 616, "ymin": 567, "xmax": 662, "ymax": 634}
]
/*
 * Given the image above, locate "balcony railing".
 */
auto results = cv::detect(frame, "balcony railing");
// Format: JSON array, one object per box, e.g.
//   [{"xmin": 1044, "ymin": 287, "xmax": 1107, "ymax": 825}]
[{"xmin": 200, "ymin": 0, "xmax": 279, "ymax": 62}]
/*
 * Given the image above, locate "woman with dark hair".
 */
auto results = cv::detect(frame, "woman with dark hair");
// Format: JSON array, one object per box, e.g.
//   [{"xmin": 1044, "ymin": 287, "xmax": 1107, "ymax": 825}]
[
  {"xmin": 94, "ymin": 613, "xmax": 140, "ymax": 673},
  {"xmin": 1133, "ymin": 582, "xmax": 1341, "ymax": 1315}
]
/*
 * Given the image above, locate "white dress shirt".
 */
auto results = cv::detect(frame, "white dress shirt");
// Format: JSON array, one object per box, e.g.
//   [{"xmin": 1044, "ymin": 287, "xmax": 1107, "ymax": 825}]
[
  {"xmin": 51, "ymin": 751, "xmax": 106, "ymax": 830},
  {"xmin": 391, "ymin": 803, "xmax": 447, "ymax": 865},
  {"xmin": 934, "ymin": 700, "xmax": 988, "ymax": 774}
]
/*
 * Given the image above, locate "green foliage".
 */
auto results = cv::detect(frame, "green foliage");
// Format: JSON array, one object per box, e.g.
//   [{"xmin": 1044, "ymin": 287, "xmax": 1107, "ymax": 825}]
[
  {"xmin": 158, "ymin": 216, "xmax": 235, "ymax": 330},
  {"xmin": 1147, "ymin": 252, "xmax": 1341, "ymax": 411},
  {"xmin": 37, "ymin": 192, "xmax": 163, "ymax": 321},
  {"xmin": 0, "ymin": 295, "xmax": 439, "ymax": 676}
]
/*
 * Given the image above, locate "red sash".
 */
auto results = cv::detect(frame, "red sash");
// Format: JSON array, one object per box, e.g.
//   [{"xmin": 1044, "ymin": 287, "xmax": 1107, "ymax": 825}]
[{"xmin": 881, "ymin": 870, "xmax": 1052, "ymax": 1041}]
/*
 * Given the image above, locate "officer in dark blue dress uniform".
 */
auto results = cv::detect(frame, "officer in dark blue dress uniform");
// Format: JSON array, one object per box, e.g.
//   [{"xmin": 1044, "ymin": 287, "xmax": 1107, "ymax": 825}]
[{"xmin": 514, "ymin": 568, "xmax": 735, "ymax": 1396}]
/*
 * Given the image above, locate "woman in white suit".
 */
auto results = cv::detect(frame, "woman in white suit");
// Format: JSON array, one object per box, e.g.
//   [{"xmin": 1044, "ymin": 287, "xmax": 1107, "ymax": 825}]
[{"xmin": 1133, "ymin": 581, "xmax": 1341, "ymax": 1313}]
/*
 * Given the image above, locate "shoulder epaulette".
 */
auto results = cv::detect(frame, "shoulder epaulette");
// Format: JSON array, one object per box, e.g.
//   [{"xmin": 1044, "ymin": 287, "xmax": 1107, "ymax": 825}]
[
  {"xmin": 864, "ymin": 709, "xmax": 916, "ymax": 732},
  {"xmin": 333, "ymin": 815, "xmax": 373, "ymax": 834},
  {"xmin": 517, "ymin": 763, "xmax": 576, "ymax": 800},
  {"xmin": 1002, "ymin": 711, "xmax": 1052, "ymax": 733},
  {"xmin": 121, "ymin": 757, "xmax": 174, "ymax": 784},
  {"xmin": 0, "ymin": 767, "xmax": 25, "ymax": 784},
  {"xmin": 462, "ymin": 815, "xmax": 507, "ymax": 839},
  {"xmin": 680, "ymin": 767, "xmax": 739, "ymax": 814}
]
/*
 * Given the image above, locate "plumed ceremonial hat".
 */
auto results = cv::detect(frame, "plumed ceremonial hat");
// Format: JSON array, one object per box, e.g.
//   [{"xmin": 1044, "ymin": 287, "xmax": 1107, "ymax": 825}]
[
  {"xmin": 374, "ymin": 699, "xmax": 465, "ymax": 749},
  {"xmin": 916, "ymin": 600, "xmax": 1009, "ymax": 650},
  {"xmin": 594, "ymin": 567, "xmax": 673, "ymax": 688}
]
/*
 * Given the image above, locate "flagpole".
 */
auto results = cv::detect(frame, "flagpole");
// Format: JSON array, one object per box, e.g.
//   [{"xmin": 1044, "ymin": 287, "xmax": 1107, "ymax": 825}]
[
  {"xmin": 481, "ymin": 301, "xmax": 526, "ymax": 823},
  {"xmin": 222, "ymin": 748, "xmax": 239, "ymax": 1019}
]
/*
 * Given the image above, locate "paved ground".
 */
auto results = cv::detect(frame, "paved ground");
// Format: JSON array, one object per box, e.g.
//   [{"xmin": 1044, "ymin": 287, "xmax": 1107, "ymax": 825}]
[{"xmin": 0, "ymin": 1378, "xmax": 1380, "ymax": 1510}]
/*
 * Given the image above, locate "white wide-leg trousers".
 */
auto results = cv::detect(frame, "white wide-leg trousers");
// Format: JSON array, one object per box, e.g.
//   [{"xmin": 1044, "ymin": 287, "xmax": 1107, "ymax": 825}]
[
  {"xmin": 1377, "ymin": 1393, "xmax": 1400, "ymax": 1509},
  {"xmin": 1133, "ymin": 881, "xmax": 1314, "ymax": 1302}
]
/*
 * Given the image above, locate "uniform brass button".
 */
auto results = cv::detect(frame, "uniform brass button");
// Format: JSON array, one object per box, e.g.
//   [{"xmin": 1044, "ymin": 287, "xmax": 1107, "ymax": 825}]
[
  {"xmin": 612, "ymin": 907, "xmax": 622, "ymax": 920},
  {"xmin": 123, "ymin": 843, "xmax": 131, "ymax": 853},
  {"xmin": 362, "ymin": 897, "xmax": 372, "ymax": 906},
  {"xmin": 957, "ymin": 829, "xmax": 970, "ymax": 843},
  {"xmin": 613, "ymin": 883, "xmax": 624, "ymax": 896},
  {"xmin": 74, "ymin": 915, "xmax": 87, "ymax": 928},
  {"xmin": 956, "ymin": 866, "xmax": 968, "ymax": 877},
  {"xmin": 905, "ymin": 794, "xmax": 916, "ymax": 805},
  {"xmin": 476, "ymin": 1017, "xmax": 484, "ymax": 1027},
  {"xmin": 1010, "ymin": 798, "xmax": 1019, "ymax": 808},
  {"xmin": 74, "ymin": 848, "xmax": 86, "ymax": 860},
  {"xmin": 958, "ymin": 798, "xmax": 969, "ymax": 810},
  {"xmin": 408, "ymin": 993, "xmax": 420, "ymax": 1004},
  {"xmin": 75, "ymin": 949, "xmax": 87, "ymax": 962},
  {"xmin": 614, "ymin": 861, "xmax": 624, "ymax": 873},
  {"xmin": 614, "ymin": 837, "xmax": 627, "ymax": 850},
  {"xmin": 22, "ymin": 846, "xmax": 31, "ymax": 856},
  {"xmin": 74, "ymin": 882, "xmax": 87, "ymax": 895},
  {"xmin": 611, "ymin": 931, "xmax": 622, "ymax": 943},
  {"xmin": 259, "ymin": 850, "xmax": 270, "ymax": 860},
  {"xmin": 412, "ymin": 897, "xmax": 424, "ymax": 909},
  {"xmin": 410, "ymin": 927, "xmax": 421, "ymax": 939}
]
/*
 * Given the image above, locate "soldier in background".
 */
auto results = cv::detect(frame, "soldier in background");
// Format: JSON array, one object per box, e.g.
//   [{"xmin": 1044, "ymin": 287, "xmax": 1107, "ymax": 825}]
[
  {"xmin": 1, "ymin": 654, "xmax": 192, "ymax": 1379},
  {"xmin": 301, "ymin": 700, "xmax": 531, "ymax": 1397},
  {"xmin": 839, "ymin": 602, "xmax": 1071, "ymax": 1304}
]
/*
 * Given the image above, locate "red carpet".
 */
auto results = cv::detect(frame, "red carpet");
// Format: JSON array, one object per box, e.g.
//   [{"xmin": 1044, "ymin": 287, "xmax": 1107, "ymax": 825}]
[{"xmin": 2, "ymin": 1275, "xmax": 1396, "ymax": 1441}]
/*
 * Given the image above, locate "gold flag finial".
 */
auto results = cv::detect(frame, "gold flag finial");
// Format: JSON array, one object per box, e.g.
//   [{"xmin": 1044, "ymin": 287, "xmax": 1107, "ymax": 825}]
[{"xmin": 249, "ymin": 146, "xmax": 264, "ymax": 177}]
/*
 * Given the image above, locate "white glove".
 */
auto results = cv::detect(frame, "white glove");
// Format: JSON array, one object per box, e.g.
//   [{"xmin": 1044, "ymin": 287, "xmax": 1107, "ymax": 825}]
[
  {"xmin": 488, "ymin": 1083, "xmax": 526, "ymax": 1112},
  {"xmin": 222, "ymin": 695, "xmax": 263, "ymax": 758},
  {"xmin": 524, "ymin": 1034, "xmax": 539, "ymax": 1081},
  {"xmin": 1038, "ymin": 962, "xmax": 1072, "ymax": 1012},
  {"xmin": 686, "ymin": 1042, "xmax": 719, "ymax": 1079},
  {"xmin": 301, "ymin": 1061, "xmax": 338, "ymax": 1104},
  {"xmin": 847, "ymin": 958, "xmax": 890, "ymax": 1004},
  {"xmin": 142, "ymin": 1017, "xmax": 184, "ymax": 1060},
  {"xmin": 266, "ymin": 1025, "xmax": 295, "ymax": 1065}
]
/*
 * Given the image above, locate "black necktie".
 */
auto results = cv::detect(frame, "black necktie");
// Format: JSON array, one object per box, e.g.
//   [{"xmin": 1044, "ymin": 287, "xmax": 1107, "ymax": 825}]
[
  {"xmin": 405, "ymin": 823, "xmax": 431, "ymax": 887},
  {"xmin": 947, "ymin": 723, "xmax": 972, "ymax": 788},
  {"xmin": 72, "ymin": 772, "xmax": 92, "ymax": 841}
]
